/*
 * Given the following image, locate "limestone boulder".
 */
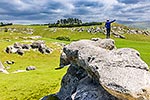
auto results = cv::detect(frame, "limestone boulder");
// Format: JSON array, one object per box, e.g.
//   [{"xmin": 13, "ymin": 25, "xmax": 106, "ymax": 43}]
[
  {"xmin": 5, "ymin": 46, "xmax": 18, "ymax": 54},
  {"xmin": 14, "ymin": 42, "xmax": 22, "ymax": 49},
  {"xmin": 5, "ymin": 40, "xmax": 52, "ymax": 55},
  {"xmin": 42, "ymin": 39, "xmax": 150, "ymax": 100},
  {"xmin": 26, "ymin": 66, "xmax": 36, "ymax": 71},
  {"xmin": 30, "ymin": 40, "xmax": 45, "ymax": 49}
]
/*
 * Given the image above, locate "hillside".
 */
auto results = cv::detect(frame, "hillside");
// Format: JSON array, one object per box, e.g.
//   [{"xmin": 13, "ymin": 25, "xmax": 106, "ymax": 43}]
[
  {"xmin": 118, "ymin": 21, "xmax": 150, "ymax": 30},
  {"xmin": 0, "ymin": 24, "xmax": 150, "ymax": 100}
]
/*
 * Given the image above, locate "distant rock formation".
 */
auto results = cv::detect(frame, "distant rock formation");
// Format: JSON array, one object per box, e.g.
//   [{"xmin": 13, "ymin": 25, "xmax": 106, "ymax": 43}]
[
  {"xmin": 42, "ymin": 38, "xmax": 150, "ymax": 100},
  {"xmin": 73, "ymin": 25, "xmax": 150, "ymax": 39},
  {"xmin": 5, "ymin": 40, "xmax": 52, "ymax": 55},
  {"xmin": 0, "ymin": 27, "xmax": 34, "ymax": 34}
]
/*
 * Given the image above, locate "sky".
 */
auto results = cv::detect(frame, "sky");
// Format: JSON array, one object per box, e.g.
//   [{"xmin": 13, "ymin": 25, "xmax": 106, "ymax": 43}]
[{"xmin": 0, "ymin": 0, "xmax": 150, "ymax": 24}]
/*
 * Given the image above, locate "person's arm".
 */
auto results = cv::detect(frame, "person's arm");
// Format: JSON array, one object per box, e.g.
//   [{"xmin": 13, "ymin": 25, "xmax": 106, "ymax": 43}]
[{"xmin": 110, "ymin": 19, "xmax": 116, "ymax": 23}]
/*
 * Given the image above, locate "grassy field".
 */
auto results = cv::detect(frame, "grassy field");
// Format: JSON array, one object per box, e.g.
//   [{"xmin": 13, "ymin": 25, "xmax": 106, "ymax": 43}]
[
  {"xmin": 0, "ymin": 25, "xmax": 150, "ymax": 100},
  {"xmin": 0, "ymin": 36, "xmax": 68, "ymax": 100}
]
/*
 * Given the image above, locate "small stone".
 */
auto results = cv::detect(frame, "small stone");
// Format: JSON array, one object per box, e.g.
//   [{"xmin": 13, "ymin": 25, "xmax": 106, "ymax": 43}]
[{"xmin": 26, "ymin": 66, "xmax": 36, "ymax": 71}]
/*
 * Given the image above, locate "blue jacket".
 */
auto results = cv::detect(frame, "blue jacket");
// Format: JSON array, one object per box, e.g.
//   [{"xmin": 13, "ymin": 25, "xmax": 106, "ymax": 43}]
[{"xmin": 105, "ymin": 20, "xmax": 116, "ymax": 29}]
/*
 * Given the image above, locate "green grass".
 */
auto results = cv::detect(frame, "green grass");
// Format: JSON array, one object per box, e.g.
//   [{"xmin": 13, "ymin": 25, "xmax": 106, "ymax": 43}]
[
  {"xmin": 0, "ymin": 37, "xmax": 67, "ymax": 100},
  {"xmin": 0, "ymin": 25, "xmax": 150, "ymax": 100}
]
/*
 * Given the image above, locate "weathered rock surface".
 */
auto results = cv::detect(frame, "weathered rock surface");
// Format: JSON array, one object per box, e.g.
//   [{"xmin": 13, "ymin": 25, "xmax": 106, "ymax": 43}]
[
  {"xmin": 0, "ymin": 61, "xmax": 9, "ymax": 74},
  {"xmin": 42, "ymin": 39, "xmax": 150, "ymax": 100}
]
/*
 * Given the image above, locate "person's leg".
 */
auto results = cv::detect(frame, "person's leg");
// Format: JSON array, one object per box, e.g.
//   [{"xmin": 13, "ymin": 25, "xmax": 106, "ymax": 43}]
[
  {"xmin": 106, "ymin": 28, "xmax": 110, "ymax": 38},
  {"xmin": 108, "ymin": 28, "xmax": 110, "ymax": 38}
]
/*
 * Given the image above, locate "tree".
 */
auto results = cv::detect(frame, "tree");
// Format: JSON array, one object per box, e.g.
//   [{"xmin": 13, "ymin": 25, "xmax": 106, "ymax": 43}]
[
  {"xmin": 60, "ymin": 19, "xmax": 64, "ymax": 24},
  {"xmin": 56, "ymin": 20, "xmax": 60, "ymax": 24},
  {"xmin": 64, "ymin": 19, "xmax": 67, "ymax": 24},
  {"xmin": 0, "ymin": 22, "xmax": 3, "ymax": 26}
]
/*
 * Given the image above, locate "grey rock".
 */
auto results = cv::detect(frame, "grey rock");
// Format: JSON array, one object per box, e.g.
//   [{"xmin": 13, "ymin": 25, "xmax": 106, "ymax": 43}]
[
  {"xmin": 56, "ymin": 64, "xmax": 87, "ymax": 100},
  {"xmin": 53, "ymin": 39, "xmax": 150, "ymax": 100},
  {"xmin": 29, "ymin": 36, "xmax": 42, "ymax": 39},
  {"xmin": 5, "ymin": 40, "xmax": 52, "ymax": 55},
  {"xmin": 38, "ymin": 47, "xmax": 45, "ymax": 54},
  {"xmin": 5, "ymin": 46, "xmax": 18, "ymax": 54},
  {"xmin": 14, "ymin": 42, "xmax": 22, "ymax": 49},
  {"xmin": 72, "ymin": 76, "xmax": 117, "ymax": 100},
  {"xmin": 17, "ymin": 49, "xmax": 24, "ymax": 56},
  {"xmin": 0, "ymin": 61, "xmax": 9, "ymax": 74},
  {"xmin": 30, "ymin": 40, "xmax": 52, "ymax": 54},
  {"xmin": 91, "ymin": 38, "xmax": 101, "ymax": 41},
  {"xmin": 112, "ymin": 32, "xmax": 125, "ymax": 39},
  {"xmin": 26, "ymin": 66, "xmax": 36, "ymax": 71},
  {"xmin": 45, "ymin": 48, "xmax": 52, "ymax": 53},
  {"xmin": 38, "ymin": 43, "xmax": 46, "ymax": 54},
  {"xmin": 5, "ymin": 46, "xmax": 11, "ymax": 53},
  {"xmin": 59, "ymin": 52, "xmax": 70, "ymax": 68},
  {"xmin": 22, "ymin": 44, "xmax": 30, "ymax": 50},
  {"xmin": 30, "ymin": 40, "xmax": 44, "ymax": 49},
  {"xmin": 5, "ymin": 60, "xmax": 15, "ymax": 65},
  {"xmin": 38, "ymin": 44, "xmax": 52, "ymax": 54},
  {"xmin": 98, "ymin": 39, "xmax": 116, "ymax": 50}
]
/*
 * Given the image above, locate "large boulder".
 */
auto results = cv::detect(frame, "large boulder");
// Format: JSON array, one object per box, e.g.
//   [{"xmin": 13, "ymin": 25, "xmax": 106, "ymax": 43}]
[
  {"xmin": 42, "ymin": 39, "xmax": 150, "ymax": 100},
  {"xmin": 17, "ymin": 49, "xmax": 24, "ymax": 56},
  {"xmin": 31, "ymin": 40, "xmax": 52, "ymax": 54},
  {"xmin": 5, "ymin": 46, "xmax": 18, "ymax": 54},
  {"xmin": 56, "ymin": 64, "xmax": 117, "ymax": 100},
  {"xmin": 30, "ymin": 40, "xmax": 45, "ymax": 49}
]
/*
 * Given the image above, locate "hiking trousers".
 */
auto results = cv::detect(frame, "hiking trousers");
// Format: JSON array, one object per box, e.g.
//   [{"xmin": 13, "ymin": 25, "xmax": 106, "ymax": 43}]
[{"xmin": 106, "ymin": 28, "xmax": 110, "ymax": 39}]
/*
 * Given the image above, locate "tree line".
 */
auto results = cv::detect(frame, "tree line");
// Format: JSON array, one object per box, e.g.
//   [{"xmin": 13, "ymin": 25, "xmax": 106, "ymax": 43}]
[
  {"xmin": 56, "ymin": 18, "xmax": 82, "ymax": 25},
  {"xmin": 0, "ymin": 22, "xmax": 13, "ymax": 27},
  {"xmin": 49, "ymin": 18, "xmax": 102, "ymax": 28}
]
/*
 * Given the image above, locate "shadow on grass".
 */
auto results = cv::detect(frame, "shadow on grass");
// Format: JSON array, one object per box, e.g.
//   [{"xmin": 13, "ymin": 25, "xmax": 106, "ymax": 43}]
[{"xmin": 41, "ymin": 94, "xmax": 59, "ymax": 100}]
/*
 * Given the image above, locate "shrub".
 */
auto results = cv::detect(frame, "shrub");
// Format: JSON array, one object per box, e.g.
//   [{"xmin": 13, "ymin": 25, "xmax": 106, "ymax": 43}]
[
  {"xmin": 56, "ymin": 36, "xmax": 70, "ymax": 41},
  {"xmin": 4, "ymin": 28, "xmax": 8, "ymax": 32}
]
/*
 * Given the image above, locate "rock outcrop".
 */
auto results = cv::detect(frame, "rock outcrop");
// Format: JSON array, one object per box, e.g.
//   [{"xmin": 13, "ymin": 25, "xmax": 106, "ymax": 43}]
[
  {"xmin": 73, "ymin": 26, "xmax": 150, "ymax": 39},
  {"xmin": 42, "ymin": 38, "xmax": 150, "ymax": 100},
  {"xmin": 5, "ymin": 40, "xmax": 52, "ymax": 55},
  {"xmin": 0, "ymin": 27, "xmax": 34, "ymax": 34}
]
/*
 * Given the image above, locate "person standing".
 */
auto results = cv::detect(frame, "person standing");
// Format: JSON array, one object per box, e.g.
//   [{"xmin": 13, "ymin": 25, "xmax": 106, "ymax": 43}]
[{"xmin": 105, "ymin": 19, "xmax": 116, "ymax": 38}]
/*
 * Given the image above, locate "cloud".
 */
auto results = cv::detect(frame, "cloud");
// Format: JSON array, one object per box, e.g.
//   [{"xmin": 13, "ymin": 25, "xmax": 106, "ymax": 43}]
[
  {"xmin": 0, "ymin": 0, "xmax": 149, "ymax": 24},
  {"xmin": 117, "ymin": 0, "xmax": 141, "ymax": 4},
  {"xmin": 112, "ymin": 1, "xmax": 150, "ymax": 21}
]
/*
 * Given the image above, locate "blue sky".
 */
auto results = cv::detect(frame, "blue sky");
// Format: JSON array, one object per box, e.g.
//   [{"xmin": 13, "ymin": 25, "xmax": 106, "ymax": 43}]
[{"xmin": 0, "ymin": 0, "xmax": 149, "ymax": 24}]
